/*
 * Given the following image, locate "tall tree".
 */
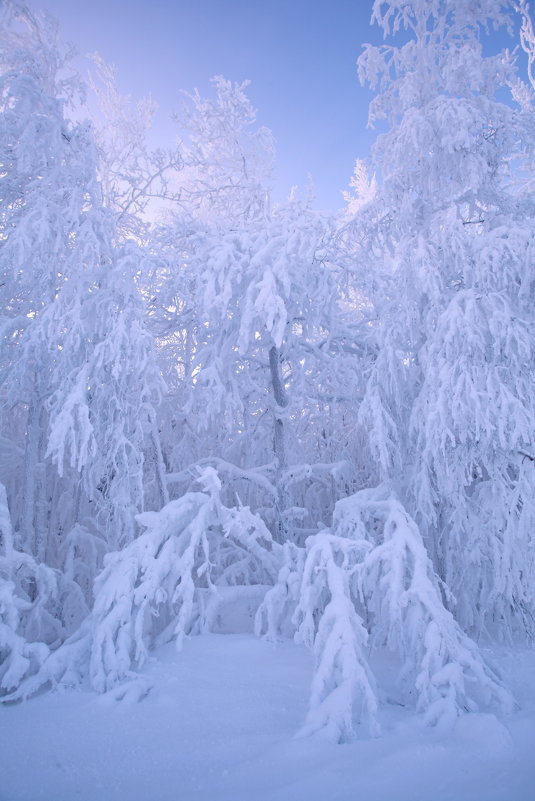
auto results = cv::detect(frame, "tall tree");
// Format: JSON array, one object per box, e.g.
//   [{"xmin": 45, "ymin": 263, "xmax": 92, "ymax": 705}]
[
  {"xmin": 353, "ymin": 0, "xmax": 535, "ymax": 638},
  {"xmin": 0, "ymin": 0, "xmax": 92, "ymax": 561},
  {"xmin": 0, "ymin": 0, "xmax": 165, "ymax": 600},
  {"xmin": 152, "ymin": 78, "xmax": 362, "ymax": 542}
]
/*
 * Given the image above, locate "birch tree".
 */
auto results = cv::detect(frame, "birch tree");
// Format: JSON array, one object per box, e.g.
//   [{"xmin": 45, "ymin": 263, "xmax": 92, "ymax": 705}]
[{"xmin": 353, "ymin": 0, "xmax": 535, "ymax": 637}]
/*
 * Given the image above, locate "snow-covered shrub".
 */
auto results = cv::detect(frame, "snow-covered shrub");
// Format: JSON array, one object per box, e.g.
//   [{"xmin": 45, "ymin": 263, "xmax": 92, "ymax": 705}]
[
  {"xmin": 255, "ymin": 542, "xmax": 305, "ymax": 640},
  {"xmin": 3, "ymin": 469, "xmax": 280, "ymax": 698},
  {"xmin": 0, "ymin": 484, "xmax": 53, "ymax": 695},
  {"xmin": 345, "ymin": 486, "xmax": 513, "ymax": 726},
  {"xmin": 0, "ymin": 481, "xmax": 91, "ymax": 698},
  {"xmin": 258, "ymin": 484, "xmax": 513, "ymax": 740},
  {"xmin": 89, "ymin": 468, "xmax": 279, "ymax": 692},
  {"xmin": 293, "ymin": 532, "xmax": 379, "ymax": 742},
  {"xmin": 88, "ymin": 491, "xmax": 215, "ymax": 692}
]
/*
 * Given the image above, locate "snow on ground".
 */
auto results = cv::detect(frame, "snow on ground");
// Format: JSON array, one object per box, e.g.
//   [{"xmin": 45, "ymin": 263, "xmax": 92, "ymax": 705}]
[{"xmin": 1, "ymin": 635, "xmax": 534, "ymax": 801}]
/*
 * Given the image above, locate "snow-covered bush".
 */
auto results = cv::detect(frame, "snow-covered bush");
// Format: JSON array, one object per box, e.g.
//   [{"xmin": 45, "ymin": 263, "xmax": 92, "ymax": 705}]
[
  {"xmin": 0, "ymin": 484, "xmax": 54, "ymax": 695},
  {"xmin": 89, "ymin": 468, "xmax": 280, "ymax": 691},
  {"xmin": 346, "ymin": 486, "xmax": 513, "ymax": 726},
  {"xmin": 293, "ymin": 531, "xmax": 379, "ymax": 741},
  {"xmin": 259, "ymin": 485, "xmax": 513, "ymax": 740},
  {"xmin": 0, "ymin": 481, "xmax": 90, "ymax": 697},
  {"xmin": 3, "ymin": 469, "xmax": 280, "ymax": 698}
]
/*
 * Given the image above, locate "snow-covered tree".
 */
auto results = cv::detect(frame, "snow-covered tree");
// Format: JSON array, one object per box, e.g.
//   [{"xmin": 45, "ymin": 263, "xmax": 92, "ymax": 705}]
[
  {"xmin": 3, "ymin": 468, "xmax": 280, "ymax": 699},
  {"xmin": 257, "ymin": 484, "xmax": 513, "ymax": 740},
  {"xmin": 86, "ymin": 53, "xmax": 183, "ymax": 240},
  {"xmin": 0, "ymin": 1, "xmax": 90, "ymax": 561},
  {"xmin": 0, "ymin": 0, "xmax": 165, "ymax": 602},
  {"xmin": 350, "ymin": 0, "xmax": 535, "ymax": 639},
  {"xmin": 153, "ymin": 78, "xmax": 365, "ymax": 544}
]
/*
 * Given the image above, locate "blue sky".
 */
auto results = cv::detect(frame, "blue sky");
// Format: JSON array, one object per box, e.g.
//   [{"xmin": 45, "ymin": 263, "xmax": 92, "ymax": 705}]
[
  {"xmin": 35, "ymin": 0, "xmax": 388, "ymax": 210},
  {"xmin": 37, "ymin": 1, "xmax": 531, "ymax": 210}
]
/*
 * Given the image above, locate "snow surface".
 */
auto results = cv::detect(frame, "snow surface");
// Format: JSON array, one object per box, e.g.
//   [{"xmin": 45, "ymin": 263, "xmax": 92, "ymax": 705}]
[{"xmin": 1, "ymin": 635, "xmax": 534, "ymax": 801}]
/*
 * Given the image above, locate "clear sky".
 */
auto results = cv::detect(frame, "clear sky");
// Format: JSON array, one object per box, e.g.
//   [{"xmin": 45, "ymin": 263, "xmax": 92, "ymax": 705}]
[
  {"xmin": 34, "ymin": 0, "xmax": 531, "ymax": 211},
  {"xmin": 30, "ymin": 0, "xmax": 389, "ymax": 210}
]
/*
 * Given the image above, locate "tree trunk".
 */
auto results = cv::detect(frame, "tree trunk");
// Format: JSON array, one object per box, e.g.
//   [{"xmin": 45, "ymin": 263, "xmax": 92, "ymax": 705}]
[{"xmin": 269, "ymin": 345, "xmax": 290, "ymax": 542}]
